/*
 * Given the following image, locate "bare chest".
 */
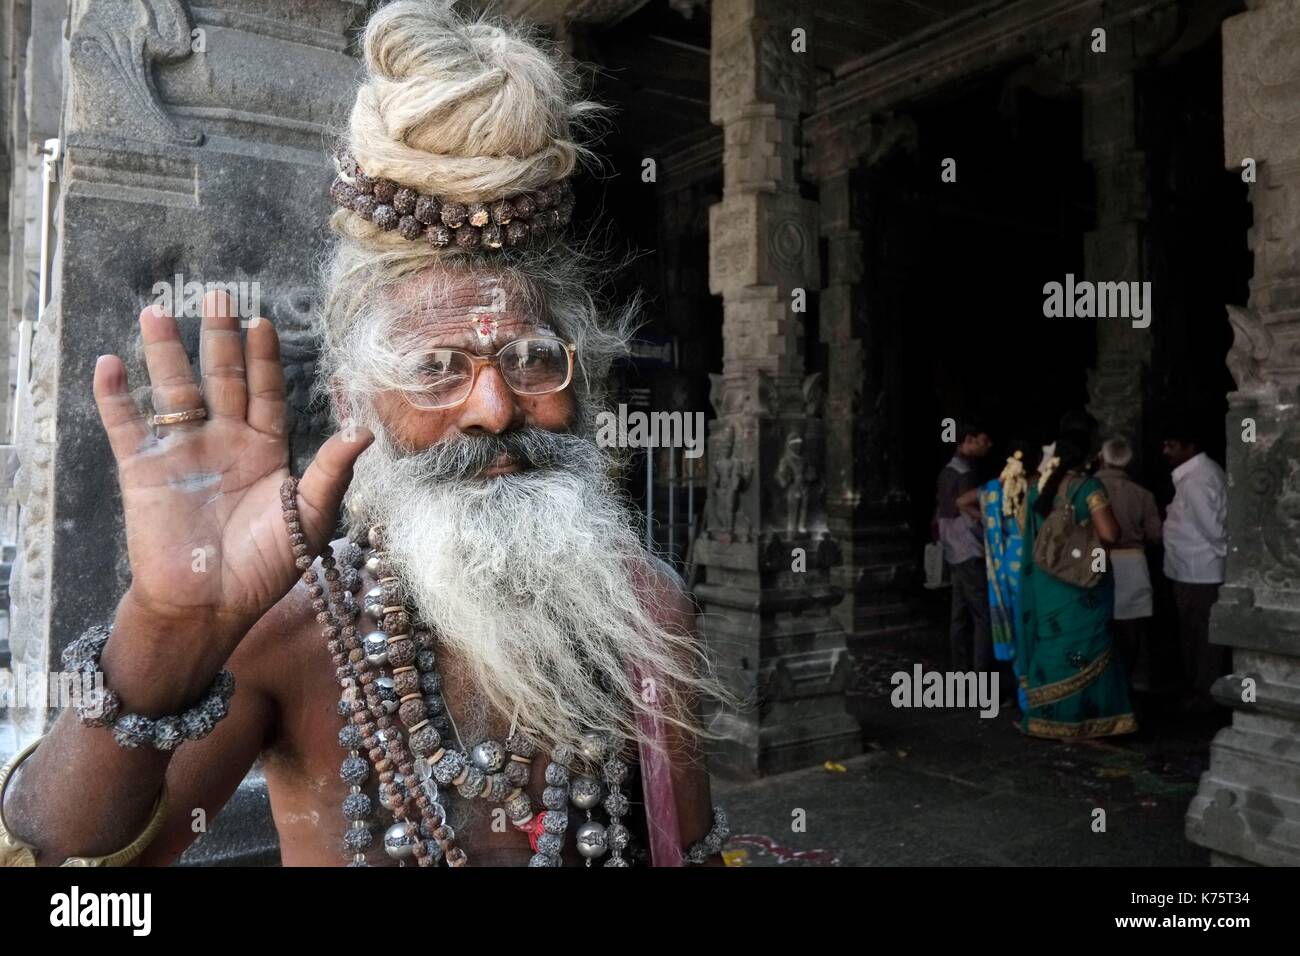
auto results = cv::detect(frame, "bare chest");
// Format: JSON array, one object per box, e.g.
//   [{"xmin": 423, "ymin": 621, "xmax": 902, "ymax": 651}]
[{"xmin": 259, "ymin": 580, "xmax": 646, "ymax": 867}]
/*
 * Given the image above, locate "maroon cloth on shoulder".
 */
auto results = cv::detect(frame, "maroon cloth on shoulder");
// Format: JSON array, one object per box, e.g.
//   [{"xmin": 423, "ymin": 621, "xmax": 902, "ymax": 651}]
[{"xmin": 632, "ymin": 662, "xmax": 683, "ymax": 866}]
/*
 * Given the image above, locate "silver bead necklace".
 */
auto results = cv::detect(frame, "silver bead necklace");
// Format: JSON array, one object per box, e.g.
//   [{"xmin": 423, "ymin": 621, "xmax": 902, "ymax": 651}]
[{"xmin": 355, "ymin": 532, "xmax": 636, "ymax": 866}]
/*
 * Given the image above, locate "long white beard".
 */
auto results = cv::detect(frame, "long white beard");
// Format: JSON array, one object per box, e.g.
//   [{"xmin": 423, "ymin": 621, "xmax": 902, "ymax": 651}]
[{"xmin": 344, "ymin": 427, "xmax": 709, "ymax": 754}]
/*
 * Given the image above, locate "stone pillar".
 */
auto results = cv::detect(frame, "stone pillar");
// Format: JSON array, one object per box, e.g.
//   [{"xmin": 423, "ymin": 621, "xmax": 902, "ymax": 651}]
[
  {"xmin": 693, "ymin": 0, "xmax": 859, "ymax": 777},
  {"xmin": 0, "ymin": 0, "xmax": 18, "ymax": 442},
  {"xmin": 1, "ymin": 0, "xmax": 60, "ymax": 754},
  {"xmin": 1186, "ymin": 0, "xmax": 1300, "ymax": 867},
  {"xmin": 2, "ymin": 0, "xmax": 363, "ymax": 860},
  {"xmin": 0, "ymin": 0, "xmax": 23, "ymax": 722},
  {"xmin": 814, "ymin": 116, "xmax": 920, "ymax": 664},
  {"xmin": 1082, "ymin": 71, "xmax": 1151, "ymax": 447}
]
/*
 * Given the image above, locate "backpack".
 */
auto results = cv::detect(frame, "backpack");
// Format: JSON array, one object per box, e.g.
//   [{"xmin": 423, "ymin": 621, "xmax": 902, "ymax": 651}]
[{"xmin": 1032, "ymin": 477, "xmax": 1104, "ymax": 588}]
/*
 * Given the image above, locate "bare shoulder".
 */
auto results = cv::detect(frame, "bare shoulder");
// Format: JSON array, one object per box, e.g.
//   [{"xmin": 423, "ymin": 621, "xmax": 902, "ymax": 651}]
[{"xmin": 629, "ymin": 553, "xmax": 697, "ymax": 637}]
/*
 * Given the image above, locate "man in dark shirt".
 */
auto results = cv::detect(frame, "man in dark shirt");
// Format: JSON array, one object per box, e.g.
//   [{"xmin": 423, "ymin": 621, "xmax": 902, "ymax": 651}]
[{"xmin": 936, "ymin": 421, "xmax": 993, "ymax": 674}]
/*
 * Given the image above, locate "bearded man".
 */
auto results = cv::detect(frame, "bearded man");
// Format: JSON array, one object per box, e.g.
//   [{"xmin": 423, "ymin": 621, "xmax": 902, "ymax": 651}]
[{"xmin": 0, "ymin": 2, "xmax": 728, "ymax": 868}]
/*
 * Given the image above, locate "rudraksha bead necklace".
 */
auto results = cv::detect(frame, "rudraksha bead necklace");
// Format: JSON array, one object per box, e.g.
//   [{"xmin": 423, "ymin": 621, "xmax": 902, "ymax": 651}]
[
  {"xmin": 281, "ymin": 478, "xmax": 637, "ymax": 866},
  {"xmin": 329, "ymin": 148, "xmax": 574, "ymax": 251},
  {"xmin": 359, "ymin": 526, "xmax": 637, "ymax": 866},
  {"xmin": 282, "ymin": 478, "xmax": 460, "ymax": 866}
]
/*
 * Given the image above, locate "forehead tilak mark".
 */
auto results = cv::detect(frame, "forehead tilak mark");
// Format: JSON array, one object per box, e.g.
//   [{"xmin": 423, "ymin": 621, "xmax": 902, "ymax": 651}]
[{"xmin": 467, "ymin": 277, "xmax": 506, "ymax": 345}]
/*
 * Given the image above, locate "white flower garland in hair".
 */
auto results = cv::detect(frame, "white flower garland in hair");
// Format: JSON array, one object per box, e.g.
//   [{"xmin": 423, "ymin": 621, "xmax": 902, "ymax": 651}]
[
  {"xmin": 999, "ymin": 451, "xmax": 1028, "ymax": 518},
  {"xmin": 1037, "ymin": 456, "xmax": 1061, "ymax": 493}
]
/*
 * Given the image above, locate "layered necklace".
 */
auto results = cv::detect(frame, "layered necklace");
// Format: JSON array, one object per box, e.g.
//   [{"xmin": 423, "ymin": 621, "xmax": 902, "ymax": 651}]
[{"xmin": 281, "ymin": 477, "xmax": 635, "ymax": 867}]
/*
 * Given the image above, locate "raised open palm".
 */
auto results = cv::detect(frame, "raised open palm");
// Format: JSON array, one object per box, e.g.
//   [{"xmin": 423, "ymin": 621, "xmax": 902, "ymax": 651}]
[{"xmin": 93, "ymin": 290, "xmax": 372, "ymax": 641}]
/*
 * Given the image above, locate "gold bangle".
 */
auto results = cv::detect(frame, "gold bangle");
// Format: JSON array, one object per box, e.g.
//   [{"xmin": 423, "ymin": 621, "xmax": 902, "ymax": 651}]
[{"xmin": 0, "ymin": 735, "xmax": 170, "ymax": 867}]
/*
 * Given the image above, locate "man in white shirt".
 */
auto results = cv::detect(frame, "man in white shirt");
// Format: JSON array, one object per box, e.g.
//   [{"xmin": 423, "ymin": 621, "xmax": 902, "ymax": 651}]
[{"xmin": 1161, "ymin": 425, "xmax": 1228, "ymax": 710}]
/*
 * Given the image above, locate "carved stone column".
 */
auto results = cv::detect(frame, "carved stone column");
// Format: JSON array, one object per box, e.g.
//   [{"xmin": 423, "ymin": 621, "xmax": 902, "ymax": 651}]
[
  {"xmin": 3, "ymin": 0, "xmax": 362, "ymax": 863},
  {"xmin": 0, "ymin": 1, "xmax": 50, "ymax": 704},
  {"xmin": 812, "ymin": 115, "xmax": 920, "ymax": 666},
  {"xmin": 1082, "ymin": 70, "xmax": 1151, "ymax": 446},
  {"xmin": 1185, "ymin": 0, "xmax": 1300, "ymax": 867},
  {"xmin": 693, "ymin": 0, "xmax": 859, "ymax": 777},
  {"xmin": 3, "ymin": 0, "xmax": 64, "ymax": 742}
]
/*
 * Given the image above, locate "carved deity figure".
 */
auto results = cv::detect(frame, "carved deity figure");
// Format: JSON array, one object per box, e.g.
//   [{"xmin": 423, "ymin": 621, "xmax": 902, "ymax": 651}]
[
  {"xmin": 707, "ymin": 423, "xmax": 750, "ymax": 539},
  {"xmin": 774, "ymin": 432, "xmax": 816, "ymax": 537}
]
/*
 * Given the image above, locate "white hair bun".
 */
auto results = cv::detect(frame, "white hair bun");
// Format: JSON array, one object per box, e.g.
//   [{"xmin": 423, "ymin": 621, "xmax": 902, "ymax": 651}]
[{"xmin": 346, "ymin": 0, "xmax": 600, "ymax": 205}]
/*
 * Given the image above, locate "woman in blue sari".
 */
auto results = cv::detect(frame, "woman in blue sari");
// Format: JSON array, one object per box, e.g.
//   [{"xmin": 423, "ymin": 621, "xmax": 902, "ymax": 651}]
[
  {"xmin": 1018, "ymin": 431, "xmax": 1136, "ymax": 739},
  {"xmin": 959, "ymin": 441, "xmax": 1041, "ymax": 712}
]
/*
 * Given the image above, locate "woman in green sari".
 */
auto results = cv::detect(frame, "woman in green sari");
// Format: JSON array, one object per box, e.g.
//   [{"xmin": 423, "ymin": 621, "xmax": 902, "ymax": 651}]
[{"xmin": 1019, "ymin": 431, "xmax": 1137, "ymax": 739}]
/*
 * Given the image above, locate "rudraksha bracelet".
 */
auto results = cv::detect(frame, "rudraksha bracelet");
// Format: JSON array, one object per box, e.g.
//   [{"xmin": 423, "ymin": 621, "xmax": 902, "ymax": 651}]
[
  {"xmin": 63, "ymin": 624, "xmax": 235, "ymax": 751},
  {"xmin": 683, "ymin": 805, "xmax": 731, "ymax": 864}
]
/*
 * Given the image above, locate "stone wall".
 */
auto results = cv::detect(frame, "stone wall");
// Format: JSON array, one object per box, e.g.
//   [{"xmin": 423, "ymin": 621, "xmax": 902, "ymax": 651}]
[{"xmin": 0, "ymin": 0, "xmax": 58, "ymax": 757}]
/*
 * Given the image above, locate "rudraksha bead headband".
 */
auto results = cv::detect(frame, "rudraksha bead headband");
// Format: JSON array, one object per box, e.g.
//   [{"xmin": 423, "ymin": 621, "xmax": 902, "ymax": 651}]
[{"xmin": 330, "ymin": 148, "xmax": 574, "ymax": 252}]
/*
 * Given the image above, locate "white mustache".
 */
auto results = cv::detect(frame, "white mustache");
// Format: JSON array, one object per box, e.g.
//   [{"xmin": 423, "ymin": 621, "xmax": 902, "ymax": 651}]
[{"xmin": 392, "ymin": 426, "xmax": 594, "ymax": 482}]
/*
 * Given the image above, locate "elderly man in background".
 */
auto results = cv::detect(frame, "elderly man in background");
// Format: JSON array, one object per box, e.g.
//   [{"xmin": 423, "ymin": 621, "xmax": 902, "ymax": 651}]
[{"xmin": 1095, "ymin": 436, "xmax": 1162, "ymax": 691}]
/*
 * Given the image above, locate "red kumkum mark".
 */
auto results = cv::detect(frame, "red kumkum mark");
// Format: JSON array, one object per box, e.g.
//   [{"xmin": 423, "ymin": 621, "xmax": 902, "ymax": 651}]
[{"xmin": 473, "ymin": 313, "xmax": 499, "ymax": 344}]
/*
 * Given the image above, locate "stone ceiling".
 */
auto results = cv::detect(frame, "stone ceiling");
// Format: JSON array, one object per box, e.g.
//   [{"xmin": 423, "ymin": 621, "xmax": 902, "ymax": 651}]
[
  {"xmin": 490, "ymin": 0, "xmax": 1020, "ymax": 160},
  {"xmin": 496, "ymin": 0, "xmax": 1009, "ymax": 72},
  {"xmin": 814, "ymin": 0, "xmax": 1009, "ymax": 77}
]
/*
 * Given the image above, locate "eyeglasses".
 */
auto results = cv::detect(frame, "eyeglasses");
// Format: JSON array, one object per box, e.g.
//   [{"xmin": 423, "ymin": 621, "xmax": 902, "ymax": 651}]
[{"xmin": 402, "ymin": 336, "xmax": 577, "ymax": 410}]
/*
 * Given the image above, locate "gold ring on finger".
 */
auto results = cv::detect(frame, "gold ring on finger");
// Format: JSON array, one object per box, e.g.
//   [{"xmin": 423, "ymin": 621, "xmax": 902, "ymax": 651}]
[{"xmin": 152, "ymin": 407, "xmax": 208, "ymax": 427}]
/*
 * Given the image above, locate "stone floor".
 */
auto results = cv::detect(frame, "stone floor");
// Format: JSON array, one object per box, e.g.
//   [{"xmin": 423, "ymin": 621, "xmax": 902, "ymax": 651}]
[{"xmin": 711, "ymin": 627, "xmax": 1226, "ymax": 867}]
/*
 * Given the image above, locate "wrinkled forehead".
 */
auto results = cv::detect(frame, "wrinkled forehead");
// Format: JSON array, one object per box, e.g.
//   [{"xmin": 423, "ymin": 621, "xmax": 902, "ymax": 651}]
[{"xmin": 392, "ymin": 266, "xmax": 556, "ymax": 351}]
